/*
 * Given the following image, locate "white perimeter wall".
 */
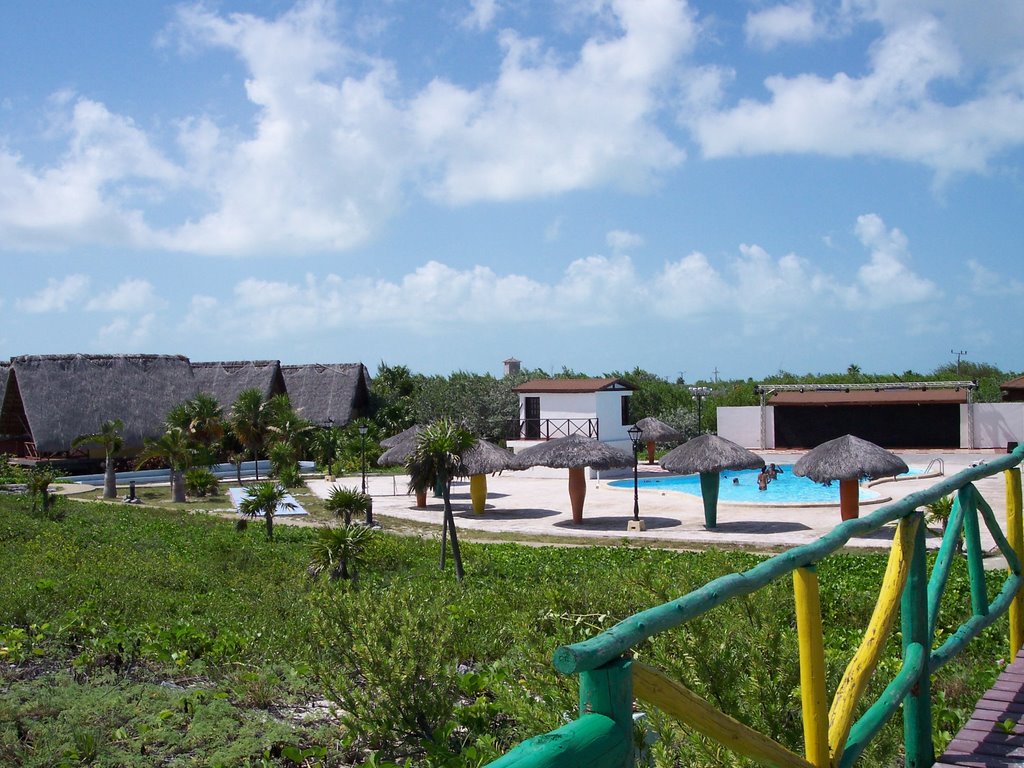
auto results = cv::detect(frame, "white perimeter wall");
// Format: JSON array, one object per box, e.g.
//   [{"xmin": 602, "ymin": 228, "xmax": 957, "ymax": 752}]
[
  {"xmin": 965, "ymin": 403, "xmax": 1024, "ymax": 449},
  {"xmin": 718, "ymin": 406, "xmax": 772, "ymax": 449}
]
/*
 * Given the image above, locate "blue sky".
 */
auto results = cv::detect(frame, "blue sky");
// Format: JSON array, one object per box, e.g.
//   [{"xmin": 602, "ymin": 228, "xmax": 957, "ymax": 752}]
[{"xmin": 1, "ymin": 0, "xmax": 1022, "ymax": 381}]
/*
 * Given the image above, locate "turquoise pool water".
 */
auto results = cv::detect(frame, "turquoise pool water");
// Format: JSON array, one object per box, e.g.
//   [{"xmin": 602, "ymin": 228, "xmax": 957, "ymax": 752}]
[{"xmin": 608, "ymin": 464, "xmax": 899, "ymax": 505}]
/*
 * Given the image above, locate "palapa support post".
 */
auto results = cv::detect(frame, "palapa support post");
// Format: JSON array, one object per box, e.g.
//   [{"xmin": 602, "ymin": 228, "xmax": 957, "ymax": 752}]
[
  {"xmin": 470, "ymin": 474, "xmax": 487, "ymax": 514},
  {"xmin": 839, "ymin": 479, "xmax": 859, "ymax": 521},
  {"xmin": 1007, "ymin": 467, "xmax": 1024, "ymax": 656},
  {"xmin": 646, "ymin": 440, "xmax": 656, "ymax": 464},
  {"xmin": 568, "ymin": 466, "xmax": 587, "ymax": 524},
  {"xmin": 901, "ymin": 513, "xmax": 933, "ymax": 768},
  {"xmin": 793, "ymin": 565, "xmax": 829, "ymax": 768},
  {"xmin": 699, "ymin": 472, "xmax": 719, "ymax": 529}
]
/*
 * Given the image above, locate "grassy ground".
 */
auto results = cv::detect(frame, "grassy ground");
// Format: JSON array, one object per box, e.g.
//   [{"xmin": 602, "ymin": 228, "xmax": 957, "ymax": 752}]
[{"xmin": 0, "ymin": 489, "xmax": 1011, "ymax": 767}]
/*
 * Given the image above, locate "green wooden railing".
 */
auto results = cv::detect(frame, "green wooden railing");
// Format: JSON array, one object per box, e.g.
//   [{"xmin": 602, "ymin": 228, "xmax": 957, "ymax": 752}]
[{"xmin": 486, "ymin": 447, "xmax": 1024, "ymax": 768}]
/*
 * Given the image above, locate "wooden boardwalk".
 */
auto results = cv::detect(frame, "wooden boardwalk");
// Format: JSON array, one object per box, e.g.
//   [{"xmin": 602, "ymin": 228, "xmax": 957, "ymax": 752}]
[{"xmin": 936, "ymin": 649, "xmax": 1024, "ymax": 767}]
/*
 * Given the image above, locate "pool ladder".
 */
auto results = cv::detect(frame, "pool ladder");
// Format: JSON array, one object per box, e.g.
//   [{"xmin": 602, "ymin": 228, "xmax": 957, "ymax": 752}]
[{"xmin": 924, "ymin": 457, "xmax": 945, "ymax": 476}]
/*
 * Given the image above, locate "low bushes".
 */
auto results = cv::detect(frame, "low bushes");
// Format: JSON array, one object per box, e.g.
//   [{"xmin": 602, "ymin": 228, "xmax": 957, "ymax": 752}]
[{"xmin": 0, "ymin": 493, "xmax": 1008, "ymax": 766}]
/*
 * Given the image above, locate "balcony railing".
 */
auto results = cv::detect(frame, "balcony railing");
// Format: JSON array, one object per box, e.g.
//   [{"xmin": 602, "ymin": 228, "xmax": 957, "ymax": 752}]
[{"xmin": 504, "ymin": 418, "xmax": 599, "ymax": 441}]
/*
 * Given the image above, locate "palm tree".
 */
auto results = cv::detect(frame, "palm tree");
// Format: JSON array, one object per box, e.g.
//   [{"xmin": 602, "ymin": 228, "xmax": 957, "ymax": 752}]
[
  {"xmin": 229, "ymin": 388, "xmax": 272, "ymax": 480},
  {"xmin": 71, "ymin": 419, "xmax": 124, "ymax": 499},
  {"xmin": 307, "ymin": 524, "xmax": 375, "ymax": 580},
  {"xmin": 136, "ymin": 427, "xmax": 192, "ymax": 503},
  {"xmin": 310, "ymin": 427, "xmax": 344, "ymax": 477},
  {"xmin": 324, "ymin": 485, "xmax": 371, "ymax": 526},
  {"xmin": 406, "ymin": 419, "xmax": 474, "ymax": 582},
  {"xmin": 238, "ymin": 481, "xmax": 295, "ymax": 541}
]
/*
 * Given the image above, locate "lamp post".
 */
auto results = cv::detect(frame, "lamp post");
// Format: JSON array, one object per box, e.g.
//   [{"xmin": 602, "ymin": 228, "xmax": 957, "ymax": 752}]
[
  {"xmin": 689, "ymin": 386, "xmax": 712, "ymax": 435},
  {"xmin": 627, "ymin": 423, "xmax": 643, "ymax": 528},
  {"xmin": 358, "ymin": 424, "xmax": 368, "ymax": 495}
]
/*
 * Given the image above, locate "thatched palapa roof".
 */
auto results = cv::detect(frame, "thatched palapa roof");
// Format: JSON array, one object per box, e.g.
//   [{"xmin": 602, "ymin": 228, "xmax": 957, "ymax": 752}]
[
  {"xmin": 459, "ymin": 440, "xmax": 515, "ymax": 476},
  {"xmin": 659, "ymin": 434, "xmax": 764, "ymax": 475},
  {"xmin": 191, "ymin": 360, "xmax": 286, "ymax": 410},
  {"xmin": 380, "ymin": 424, "xmax": 421, "ymax": 449},
  {"xmin": 281, "ymin": 363, "xmax": 370, "ymax": 427},
  {"xmin": 6, "ymin": 354, "xmax": 195, "ymax": 453},
  {"xmin": 512, "ymin": 435, "xmax": 634, "ymax": 471},
  {"xmin": 377, "ymin": 436, "xmax": 418, "ymax": 467},
  {"xmin": 794, "ymin": 434, "xmax": 908, "ymax": 482},
  {"xmin": 634, "ymin": 417, "xmax": 684, "ymax": 443}
]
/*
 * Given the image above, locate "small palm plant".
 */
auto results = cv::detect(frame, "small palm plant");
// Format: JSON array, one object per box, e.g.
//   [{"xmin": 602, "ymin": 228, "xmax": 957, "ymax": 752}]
[
  {"xmin": 71, "ymin": 419, "xmax": 124, "ymax": 500},
  {"xmin": 324, "ymin": 486, "xmax": 371, "ymax": 526},
  {"xmin": 136, "ymin": 427, "xmax": 192, "ymax": 503},
  {"xmin": 26, "ymin": 466, "xmax": 59, "ymax": 516},
  {"xmin": 407, "ymin": 418, "xmax": 475, "ymax": 582},
  {"xmin": 238, "ymin": 481, "xmax": 295, "ymax": 541},
  {"xmin": 926, "ymin": 494, "xmax": 955, "ymax": 534},
  {"xmin": 307, "ymin": 524, "xmax": 375, "ymax": 580}
]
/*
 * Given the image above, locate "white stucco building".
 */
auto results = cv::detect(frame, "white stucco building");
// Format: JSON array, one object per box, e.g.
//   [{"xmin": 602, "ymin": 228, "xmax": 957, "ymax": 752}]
[{"xmin": 508, "ymin": 378, "xmax": 635, "ymax": 453}]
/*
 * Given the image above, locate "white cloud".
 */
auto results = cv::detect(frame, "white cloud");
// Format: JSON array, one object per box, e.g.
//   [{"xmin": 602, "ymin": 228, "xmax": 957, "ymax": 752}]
[
  {"xmin": 845, "ymin": 213, "xmax": 940, "ymax": 308},
  {"xmin": 16, "ymin": 274, "xmax": 90, "ymax": 313},
  {"xmin": 745, "ymin": 2, "xmax": 824, "ymax": 50},
  {"xmin": 86, "ymin": 278, "xmax": 166, "ymax": 313},
  {"xmin": 462, "ymin": 0, "xmax": 500, "ymax": 31},
  {"xmin": 968, "ymin": 259, "xmax": 1024, "ymax": 296},
  {"xmin": 95, "ymin": 312, "xmax": 156, "ymax": 350},
  {"xmin": 413, "ymin": 0, "xmax": 692, "ymax": 203},
  {"xmin": 606, "ymin": 229, "xmax": 644, "ymax": 252},
  {"xmin": 180, "ymin": 213, "xmax": 948, "ymax": 340},
  {"xmin": 0, "ymin": 97, "xmax": 179, "ymax": 250},
  {"xmin": 692, "ymin": 10, "xmax": 1024, "ymax": 177}
]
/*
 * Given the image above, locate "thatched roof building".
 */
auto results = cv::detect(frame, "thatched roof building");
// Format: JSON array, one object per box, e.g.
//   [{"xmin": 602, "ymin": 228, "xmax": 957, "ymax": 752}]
[
  {"xmin": 0, "ymin": 362, "xmax": 9, "ymax": 416},
  {"xmin": 280, "ymin": 363, "xmax": 369, "ymax": 427},
  {"xmin": 1, "ymin": 354, "xmax": 195, "ymax": 456},
  {"xmin": 191, "ymin": 360, "xmax": 286, "ymax": 410}
]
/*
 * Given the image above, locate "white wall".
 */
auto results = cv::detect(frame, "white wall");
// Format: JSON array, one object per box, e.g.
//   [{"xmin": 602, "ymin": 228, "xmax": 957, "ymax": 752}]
[
  {"xmin": 967, "ymin": 403, "xmax": 1024, "ymax": 449},
  {"xmin": 596, "ymin": 391, "xmax": 631, "ymax": 443},
  {"xmin": 717, "ymin": 405, "xmax": 771, "ymax": 449}
]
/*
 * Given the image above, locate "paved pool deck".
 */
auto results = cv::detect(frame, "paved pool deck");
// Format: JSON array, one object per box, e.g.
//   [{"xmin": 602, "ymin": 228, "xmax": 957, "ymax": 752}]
[{"xmin": 308, "ymin": 450, "xmax": 1021, "ymax": 556}]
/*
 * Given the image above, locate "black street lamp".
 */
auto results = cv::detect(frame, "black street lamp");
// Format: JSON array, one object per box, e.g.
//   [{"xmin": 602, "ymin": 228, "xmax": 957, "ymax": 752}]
[
  {"xmin": 627, "ymin": 423, "xmax": 643, "ymax": 523},
  {"xmin": 358, "ymin": 423, "xmax": 368, "ymax": 495},
  {"xmin": 689, "ymin": 386, "xmax": 712, "ymax": 434}
]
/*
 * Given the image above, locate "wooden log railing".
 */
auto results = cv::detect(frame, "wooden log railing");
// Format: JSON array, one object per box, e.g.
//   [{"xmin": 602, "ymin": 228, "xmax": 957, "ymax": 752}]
[{"xmin": 486, "ymin": 447, "xmax": 1024, "ymax": 768}]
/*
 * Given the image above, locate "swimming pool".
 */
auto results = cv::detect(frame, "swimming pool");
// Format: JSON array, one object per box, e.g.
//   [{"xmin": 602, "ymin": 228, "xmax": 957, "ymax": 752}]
[{"xmin": 608, "ymin": 464, "xmax": 893, "ymax": 505}]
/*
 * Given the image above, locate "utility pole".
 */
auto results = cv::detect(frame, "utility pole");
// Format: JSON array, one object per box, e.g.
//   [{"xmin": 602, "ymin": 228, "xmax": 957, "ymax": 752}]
[{"xmin": 951, "ymin": 349, "xmax": 968, "ymax": 377}]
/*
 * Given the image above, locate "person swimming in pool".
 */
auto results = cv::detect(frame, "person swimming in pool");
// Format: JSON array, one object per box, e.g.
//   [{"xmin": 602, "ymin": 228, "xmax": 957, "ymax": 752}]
[
  {"xmin": 767, "ymin": 463, "xmax": 782, "ymax": 480},
  {"xmin": 757, "ymin": 468, "xmax": 769, "ymax": 491}
]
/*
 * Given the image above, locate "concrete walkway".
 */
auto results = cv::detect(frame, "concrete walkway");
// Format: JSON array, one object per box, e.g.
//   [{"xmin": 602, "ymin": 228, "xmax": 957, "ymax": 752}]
[{"xmin": 308, "ymin": 451, "xmax": 1019, "ymax": 555}]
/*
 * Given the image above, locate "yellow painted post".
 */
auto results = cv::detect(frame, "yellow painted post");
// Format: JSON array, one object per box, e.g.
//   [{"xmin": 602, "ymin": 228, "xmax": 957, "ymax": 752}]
[
  {"xmin": 793, "ymin": 566, "xmax": 830, "ymax": 768},
  {"xmin": 1007, "ymin": 467, "xmax": 1024, "ymax": 656},
  {"xmin": 829, "ymin": 515, "xmax": 918, "ymax": 764}
]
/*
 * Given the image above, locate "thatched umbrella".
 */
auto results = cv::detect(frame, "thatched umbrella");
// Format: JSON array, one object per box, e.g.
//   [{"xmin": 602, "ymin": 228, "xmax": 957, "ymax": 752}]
[
  {"xmin": 794, "ymin": 434, "xmax": 908, "ymax": 521},
  {"xmin": 634, "ymin": 417, "xmax": 684, "ymax": 464},
  {"xmin": 380, "ymin": 424, "xmax": 421, "ymax": 449},
  {"xmin": 659, "ymin": 434, "xmax": 765, "ymax": 528},
  {"xmin": 377, "ymin": 434, "xmax": 427, "ymax": 507},
  {"xmin": 458, "ymin": 440, "xmax": 516, "ymax": 513},
  {"xmin": 512, "ymin": 435, "xmax": 634, "ymax": 523}
]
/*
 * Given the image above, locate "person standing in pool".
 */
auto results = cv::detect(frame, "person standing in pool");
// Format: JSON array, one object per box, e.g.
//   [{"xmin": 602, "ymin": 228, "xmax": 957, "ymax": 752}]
[
  {"xmin": 757, "ymin": 468, "xmax": 769, "ymax": 491},
  {"xmin": 767, "ymin": 463, "xmax": 783, "ymax": 480}
]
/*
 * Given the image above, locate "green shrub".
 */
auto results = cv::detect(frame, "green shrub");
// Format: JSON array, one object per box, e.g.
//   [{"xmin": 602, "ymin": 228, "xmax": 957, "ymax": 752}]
[{"xmin": 183, "ymin": 468, "xmax": 219, "ymax": 497}]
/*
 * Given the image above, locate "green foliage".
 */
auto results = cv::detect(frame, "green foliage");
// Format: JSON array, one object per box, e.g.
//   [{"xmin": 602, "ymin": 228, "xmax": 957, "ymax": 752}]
[
  {"xmin": 26, "ymin": 466, "xmax": 61, "ymax": 518},
  {"xmin": 0, "ymin": 492, "xmax": 1012, "ymax": 766},
  {"xmin": 414, "ymin": 371, "xmax": 519, "ymax": 442},
  {"xmin": 0, "ymin": 455, "xmax": 28, "ymax": 484},
  {"xmin": 370, "ymin": 362, "xmax": 420, "ymax": 435},
  {"xmin": 307, "ymin": 523, "xmax": 375, "ymax": 580},
  {"xmin": 183, "ymin": 467, "xmax": 220, "ymax": 498},
  {"xmin": 238, "ymin": 482, "xmax": 295, "ymax": 541},
  {"xmin": 324, "ymin": 485, "xmax": 371, "ymax": 525},
  {"xmin": 927, "ymin": 495, "xmax": 955, "ymax": 528}
]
